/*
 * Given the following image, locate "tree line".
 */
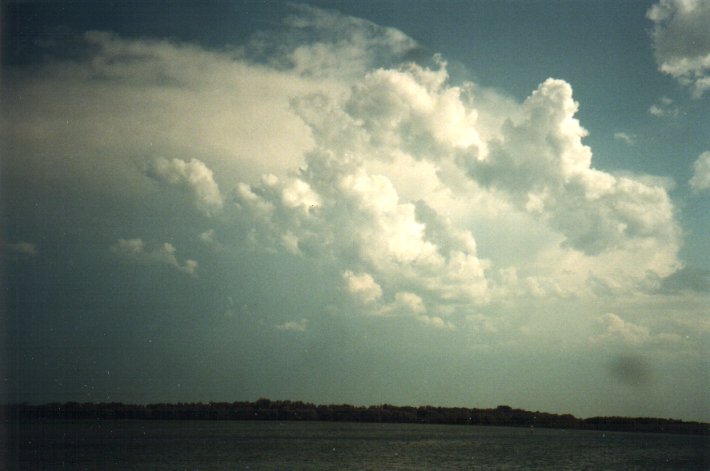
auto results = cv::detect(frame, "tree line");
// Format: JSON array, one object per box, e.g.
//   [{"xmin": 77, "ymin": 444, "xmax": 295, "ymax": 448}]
[{"xmin": 2, "ymin": 400, "xmax": 707, "ymax": 435}]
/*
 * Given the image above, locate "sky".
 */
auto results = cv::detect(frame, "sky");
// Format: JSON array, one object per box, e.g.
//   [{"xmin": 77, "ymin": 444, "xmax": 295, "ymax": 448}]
[{"xmin": 1, "ymin": 0, "xmax": 709, "ymax": 422}]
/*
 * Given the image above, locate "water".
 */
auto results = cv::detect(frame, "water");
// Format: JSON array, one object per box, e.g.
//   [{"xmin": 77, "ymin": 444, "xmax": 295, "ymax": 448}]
[{"xmin": 4, "ymin": 419, "xmax": 708, "ymax": 470}]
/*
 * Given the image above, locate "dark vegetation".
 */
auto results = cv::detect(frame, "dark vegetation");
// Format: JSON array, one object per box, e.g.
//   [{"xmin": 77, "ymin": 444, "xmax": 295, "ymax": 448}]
[{"xmin": 2, "ymin": 401, "xmax": 707, "ymax": 435}]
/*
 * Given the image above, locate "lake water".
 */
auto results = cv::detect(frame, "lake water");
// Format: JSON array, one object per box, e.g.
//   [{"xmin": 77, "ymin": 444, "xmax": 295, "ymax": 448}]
[{"xmin": 4, "ymin": 419, "xmax": 708, "ymax": 470}]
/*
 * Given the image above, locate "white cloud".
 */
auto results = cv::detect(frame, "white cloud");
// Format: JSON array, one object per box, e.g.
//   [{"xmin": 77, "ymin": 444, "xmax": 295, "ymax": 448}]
[
  {"xmin": 648, "ymin": 96, "xmax": 679, "ymax": 117},
  {"xmin": 233, "ymin": 59, "xmax": 681, "ymax": 327},
  {"xmin": 281, "ymin": 4, "xmax": 419, "ymax": 80},
  {"xmin": 689, "ymin": 151, "xmax": 710, "ymax": 191},
  {"xmin": 2, "ymin": 4, "xmax": 691, "ymax": 338},
  {"xmin": 468, "ymin": 79, "xmax": 679, "ymax": 258},
  {"xmin": 146, "ymin": 157, "xmax": 223, "ymax": 215},
  {"xmin": 648, "ymin": 0, "xmax": 710, "ymax": 97},
  {"xmin": 342, "ymin": 270, "xmax": 382, "ymax": 304},
  {"xmin": 111, "ymin": 238, "xmax": 198, "ymax": 276},
  {"xmin": 393, "ymin": 291, "xmax": 426, "ymax": 314},
  {"xmin": 594, "ymin": 313, "xmax": 651, "ymax": 346},
  {"xmin": 198, "ymin": 229, "xmax": 215, "ymax": 245},
  {"xmin": 613, "ymin": 132, "xmax": 636, "ymax": 145},
  {"xmin": 276, "ymin": 318, "xmax": 308, "ymax": 332},
  {"xmin": 4, "ymin": 241, "xmax": 39, "ymax": 257},
  {"xmin": 591, "ymin": 312, "xmax": 692, "ymax": 351}
]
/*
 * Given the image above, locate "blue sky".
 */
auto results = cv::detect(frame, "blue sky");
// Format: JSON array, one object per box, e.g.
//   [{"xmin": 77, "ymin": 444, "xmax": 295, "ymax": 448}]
[{"xmin": 2, "ymin": 0, "xmax": 709, "ymax": 421}]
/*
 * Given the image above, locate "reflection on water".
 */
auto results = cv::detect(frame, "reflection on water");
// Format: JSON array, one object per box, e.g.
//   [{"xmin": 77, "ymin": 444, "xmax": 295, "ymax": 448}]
[{"xmin": 5, "ymin": 419, "xmax": 709, "ymax": 470}]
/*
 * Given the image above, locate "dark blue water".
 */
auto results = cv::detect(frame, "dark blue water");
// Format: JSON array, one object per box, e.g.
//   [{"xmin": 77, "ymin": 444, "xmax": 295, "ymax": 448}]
[{"xmin": 4, "ymin": 420, "xmax": 708, "ymax": 470}]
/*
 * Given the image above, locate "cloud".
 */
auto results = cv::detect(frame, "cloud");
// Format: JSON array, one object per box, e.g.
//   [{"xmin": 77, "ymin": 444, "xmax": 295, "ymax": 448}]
[
  {"xmin": 647, "ymin": 0, "xmax": 710, "ymax": 97},
  {"xmin": 468, "ymin": 79, "xmax": 679, "ymax": 257},
  {"xmin": 689, "ymin": 151, "xmax": 710, "ymax": 191},
  {"xmin": 233, "ymin": 59, "xmax": 681, "ymax": 328},
  {"xmin": 198, "ymin": 229, "xmax": 216, "ymax": 244},
  {"xmin": 279, "ymin": 4, "xmax": 421, "ymax": 80},
  {"xmin": 111, "ymin": 238, "xmax": 198, "ymax": 276},
  {"xmin": 342, "ymin": 271, "xmax": 382, "ymax": 304},
  {"xmin": 276, "ymin": 318, "xmax": 308, "ymax": 332},
  {"xmin": 613, "ymin": 132, "xmax": 636, "ymax": 145},
  {"xmin": 648, "ymin": 96, "xmax": 679, "ymax": 117},
  {"xmin": 416, "ymin": 314, "xmax": 456, "ymax": 330},
  {"xmin": 145, "ymin": 157, "xmax": 223, "ymax": 215},
  {"xmin": 0, "ymin": 4, "xmax": 690, "ymax": 338},
  {"xmin": 4, "ymin": 241, "xmax": 38, "ymax": 257},
  {"xmin": 594, "ymin": 313, "xmax": 651, "ymax": 346}
]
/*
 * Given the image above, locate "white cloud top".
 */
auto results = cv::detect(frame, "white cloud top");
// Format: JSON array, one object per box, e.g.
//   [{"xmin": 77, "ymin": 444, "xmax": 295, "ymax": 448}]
[{"xmin": 146, "ymin": 158, "xmax": 223, "ymax": 215}]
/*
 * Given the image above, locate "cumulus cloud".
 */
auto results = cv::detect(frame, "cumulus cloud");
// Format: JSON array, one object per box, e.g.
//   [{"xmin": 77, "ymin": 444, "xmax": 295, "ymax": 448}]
[
  {"xmin": 145, "ymin": 158, "xmax": 223, "ymax": 215},
  {"xmin": 1, "ymin": 4, "xmax": 689, "ymax": 336},
  {"xmin": 111, "ymin": 238, "xmax": 198, "ymax": 276},
  {"xmin": 689, "ymin": 151, "xmax": 710, "ymax": 191},
  {"xmin": 342, "ymin": 271, "xmax": 383, "ymax": 304},
  {"xmin": 467, "ymin": 79, "xmax": 679, "ymax": 259},
  {"xmin": 648, "ymin": 0, "xmax": 710, "ymax": 97},
  {"xmin": 232, "ymin": 56, "xmax": 681, "ymax": 328}
]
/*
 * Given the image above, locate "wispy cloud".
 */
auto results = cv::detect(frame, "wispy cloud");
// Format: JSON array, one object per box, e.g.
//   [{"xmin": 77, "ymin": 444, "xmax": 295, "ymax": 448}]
[
  {"xmin": 276, "ymin": 318, "xmax": 308, "ymax": 332},
  {"xmin": 648, "ymin": 96, "xmax": 679, "ymax": 117},
  {"xmin": 613, "ymin": 132, "xmax": 636, "ymax": 145}
]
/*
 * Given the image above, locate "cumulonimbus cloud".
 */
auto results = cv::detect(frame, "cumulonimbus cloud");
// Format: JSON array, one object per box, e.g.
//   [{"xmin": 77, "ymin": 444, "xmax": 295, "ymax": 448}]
[{"xmin": 1, "ymin": 4, "xmax": 689, "ymax": 333}]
